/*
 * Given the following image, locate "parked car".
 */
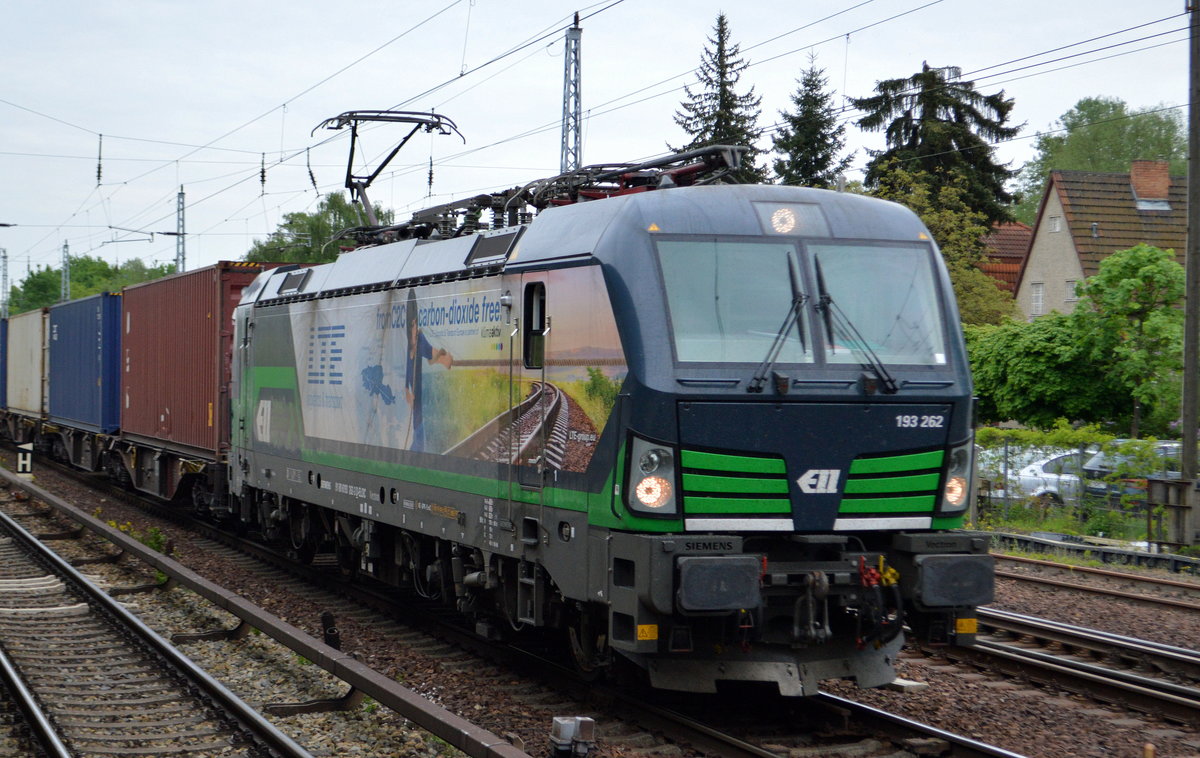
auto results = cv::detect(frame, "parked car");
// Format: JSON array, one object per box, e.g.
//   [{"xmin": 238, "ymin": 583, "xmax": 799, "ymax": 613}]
[
  {"xmin": 1009, "ymin": 450, "xmax": 1091, "ymax": 505},
  {"xmin": 1081, "ymin": 440, "xmax": 1190, "ymax": 502},
  {"xmin": 976, "ymin": 445, "xmax": 1063, "ymax": 498}
]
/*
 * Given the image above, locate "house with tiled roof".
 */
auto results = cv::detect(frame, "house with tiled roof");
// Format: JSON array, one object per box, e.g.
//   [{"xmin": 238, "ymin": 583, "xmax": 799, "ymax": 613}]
[
  {"xmin": 981, "ymin": 221, "xmax": 1031, "ymax": 294},
  {"xmin": 1014, "ymin": 160, "xmax": 1187, "ymax": 319}
]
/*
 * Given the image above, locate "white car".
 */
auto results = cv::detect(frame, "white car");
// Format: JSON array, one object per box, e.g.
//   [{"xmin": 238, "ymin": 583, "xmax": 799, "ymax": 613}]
[
  {"xmin": 976, "ymin": 446, "xmax": 1063, "ymax": 499},
  {"xmin": 1009, "ymin": 450, "xmax": 1091, "ymax": 505}
]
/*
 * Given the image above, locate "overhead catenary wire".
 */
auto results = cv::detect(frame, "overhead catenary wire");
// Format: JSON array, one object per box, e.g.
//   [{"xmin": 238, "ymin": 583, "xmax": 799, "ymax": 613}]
[{"xmin": 6, "ymin": 5, "xmax": 1186, "ymax": 271}]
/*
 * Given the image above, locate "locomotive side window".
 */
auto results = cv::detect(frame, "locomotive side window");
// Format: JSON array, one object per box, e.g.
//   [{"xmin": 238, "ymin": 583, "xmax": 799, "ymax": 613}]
[{"xmin": 523, "ymin": 282, "xmax": 546, "ymax": 369}]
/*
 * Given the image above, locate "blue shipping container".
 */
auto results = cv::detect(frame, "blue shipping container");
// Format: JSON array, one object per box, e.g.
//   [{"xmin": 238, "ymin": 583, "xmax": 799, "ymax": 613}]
[{"xmin": 48, "ymin": 293, "xmax": 122, "ymax": 433}]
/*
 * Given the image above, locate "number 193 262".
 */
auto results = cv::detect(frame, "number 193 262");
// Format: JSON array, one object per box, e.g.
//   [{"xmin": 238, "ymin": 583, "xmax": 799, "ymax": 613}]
[{"xmin": 896, "ymin": 414, "xmax": 945, "ymax": 428}]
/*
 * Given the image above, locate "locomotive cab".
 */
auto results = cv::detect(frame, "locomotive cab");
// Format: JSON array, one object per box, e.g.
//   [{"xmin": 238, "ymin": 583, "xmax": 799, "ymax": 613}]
[{"xmin": 569, "ymin": 185, "xmax": 995, "ymax": 695}]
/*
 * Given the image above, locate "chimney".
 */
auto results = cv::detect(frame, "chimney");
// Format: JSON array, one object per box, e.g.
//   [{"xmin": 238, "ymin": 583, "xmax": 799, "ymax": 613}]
[{"xmin": 1130, "ymin": 160, "xmax": 1170, "ymax": 200}]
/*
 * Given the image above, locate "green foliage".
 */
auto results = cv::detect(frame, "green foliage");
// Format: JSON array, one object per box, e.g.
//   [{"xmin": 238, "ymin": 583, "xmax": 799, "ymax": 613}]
[
  {"xmin": 975, "ymin": 419, "xmax": 1112, "ymax": 451},
  {"xmin": 1012, "ymin": 97, "xmax": 1186, "ymax": 224},
  {"xmin": 558, "ymin": 367, "xmax": 623, "ymax": 432},
  {"xmin": 979, "ymin": 499, "xmax": 1144, "ymax": 541},
  {"xmin": 8, "ymin": 255, "xmax": 174, "ymax": 314},
  {"xmin": 966, "ymin": 315, "xmax": 1127, "ymax": 427},
  {"xmin": 869, "ymin": 160, "xmax": 1014, "ymax": 325},
  {"xmin": 424, "ymin": 369, "xmax": 509, "ymax": 450},
  {"xmin": 245, "ymin": 193, "xmax": 392, "ymax": 264},
  {"xmin": 967, "ymin": 245, "xmax": 1183, "ymax": 432},
  {"xmin": 771, "ymin": 55, "xmax": 852, "ymax": 188},
  {"xmin": 1074, "ymin": 244, "xmax": 1184, "ymax": 437},
  {"xmin": 672, "ymin": 14, "xmax": 768, "ymax": 183},
  {"xmin": 108, "ymin": 520, "xmax": 170, "ymax": 554},
  {"xmin": 852, "ymin": 63, "xmax": 1019, "ymax": 226}
]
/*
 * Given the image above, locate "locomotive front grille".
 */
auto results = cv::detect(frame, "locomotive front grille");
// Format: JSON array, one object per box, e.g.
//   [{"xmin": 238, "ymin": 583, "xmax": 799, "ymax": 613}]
[
  {"xmin": 679, "ymin": 449, "xmax": 791, "ymax": 516},
  {"xmin": 836, "ymin": 449, "xmax": 944, "ymax": 526}
]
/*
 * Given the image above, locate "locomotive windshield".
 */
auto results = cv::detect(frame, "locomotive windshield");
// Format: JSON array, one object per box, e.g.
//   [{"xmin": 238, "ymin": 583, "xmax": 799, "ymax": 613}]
[
  {"xmin": 656, "ymin": 237, "xmax": 947, "ymax": 366},
  {"xmin": 812, "ymin": 242, "xmax": 947, "ymax": 366},
  {"xmin": 658, "ymin": 239, "xmax": 811, "ymax": 364}
]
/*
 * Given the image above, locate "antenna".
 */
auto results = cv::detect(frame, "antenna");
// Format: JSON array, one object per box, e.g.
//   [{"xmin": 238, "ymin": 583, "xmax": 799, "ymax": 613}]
[{"xmin": 560, "ymin": 13, "xmax": 582, "ymax": 173}]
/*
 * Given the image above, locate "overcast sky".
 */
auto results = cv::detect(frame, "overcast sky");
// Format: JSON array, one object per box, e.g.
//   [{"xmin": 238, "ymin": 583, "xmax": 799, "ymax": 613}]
[{"xmin": 1, "ymin": 1, "xmax": 1189, "ymax": 278}]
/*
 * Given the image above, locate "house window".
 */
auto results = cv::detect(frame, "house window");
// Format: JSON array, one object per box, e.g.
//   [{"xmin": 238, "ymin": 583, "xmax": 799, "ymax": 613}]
[
  {"xmin": 1064, "ymin": 280, "xmax": 1077, "ymax": 301},
  {"xmin": 1030, "ymin": 282, "xmax": 1045, "ymax": 317},
  {"xmin": 1049, "ymin": 216, "xmax": 1062, "ymax": 233}
]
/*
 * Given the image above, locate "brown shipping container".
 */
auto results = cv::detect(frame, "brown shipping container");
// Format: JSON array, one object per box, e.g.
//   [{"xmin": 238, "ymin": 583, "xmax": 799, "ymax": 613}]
[{"xmin": 121, "ymin": 262, "xmax": 264, "ymax": 456}]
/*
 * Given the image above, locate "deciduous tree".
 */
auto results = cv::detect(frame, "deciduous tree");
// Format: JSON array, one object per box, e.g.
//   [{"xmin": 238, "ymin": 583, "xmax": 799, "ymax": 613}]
[
  {"xmin": 966, "ymin": 316, "xmax": 1126, "ymax": 428},
  {"xmin": 967, "ymin": 244, "xmax": 1184, "ymax": 435},
  {"xmin": 246, "ymin": 193, "xmax": 391, "ymax": 264},
  {"xmin": 1011, "ymin": 97, "xmax": 1186, "ymax": 224},
  {"xmin": 7, "ymin": 255, "xmax": 174, "ymax": 314},
  {"xmin": 869, "ymin": 160, "xmax": 1014, "ymax": 325},
  {"xmin": 1074, "ymin": 243, "xmax": 1184, "ymax": 437}
]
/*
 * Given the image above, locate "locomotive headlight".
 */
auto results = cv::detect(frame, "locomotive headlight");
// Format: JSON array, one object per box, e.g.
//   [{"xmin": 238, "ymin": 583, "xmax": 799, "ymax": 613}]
[
  {"xmin": 635, "ymin": 476, "xmax": 672, "ymax": 508},
  {"xmin": 940, "ymin": 440, "xmax": 973, "ymax": 513},
  {"xmin": 639, "ymin": 447, "xmax": 670, "ymax": 474},
  {"xmin": 627, "ymin": 435, "xmax": 679, "ymax": 516}
]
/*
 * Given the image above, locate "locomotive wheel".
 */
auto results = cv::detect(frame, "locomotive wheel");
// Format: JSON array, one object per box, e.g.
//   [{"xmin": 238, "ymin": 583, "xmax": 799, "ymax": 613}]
[
  {"xmin": 288, "ymin": 504, "xmax": 317, "ymax": 565},
  {"xmin": 336, "ymin": 544, "xmax": 361, "ymax": 578},
  {"xmin": 567, "ymin": 609, "xmax": 610, "ymax": 680}
]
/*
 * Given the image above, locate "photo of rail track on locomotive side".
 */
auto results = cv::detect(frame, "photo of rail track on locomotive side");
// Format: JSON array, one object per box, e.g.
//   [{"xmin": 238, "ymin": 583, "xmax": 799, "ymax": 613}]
[{"xmin": 1, "ymin": 127, "xmax": 993, "ymax": 698}]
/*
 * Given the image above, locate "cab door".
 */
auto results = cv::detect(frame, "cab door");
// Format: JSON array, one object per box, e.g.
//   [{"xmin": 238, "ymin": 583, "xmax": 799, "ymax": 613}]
[{"xmin": 515, "ymin": 274, "xmax": 550, "ymax": 493}]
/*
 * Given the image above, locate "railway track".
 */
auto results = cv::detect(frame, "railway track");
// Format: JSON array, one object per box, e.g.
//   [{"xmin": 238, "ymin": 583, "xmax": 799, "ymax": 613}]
[
  {"xmin": 5, "ymin": 457, "xmax": 1029, "ymax": 757},
  {"xmin": 994, "ymin": 553, "xmax": 1200, "ymax": 611},
  {"xmin": 0, "ymin": 506, "xmax": 311, "ymax": 758},
  {"xmin": 944, "ymin": 607, "xmax": 1200, "ymax": 726}
]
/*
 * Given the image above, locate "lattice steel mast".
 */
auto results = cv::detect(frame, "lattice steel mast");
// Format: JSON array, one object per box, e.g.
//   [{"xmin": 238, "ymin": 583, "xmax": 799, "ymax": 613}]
[{"xmin": 560, "ymin": 14, "xmax": 582, "ymax": 174}]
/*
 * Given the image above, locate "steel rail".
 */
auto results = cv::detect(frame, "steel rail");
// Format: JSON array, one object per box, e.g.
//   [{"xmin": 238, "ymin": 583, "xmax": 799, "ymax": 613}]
[
  {"xmin": 815, "ymin": 693, "xmax": 1029, "ymax": 758},
  {"xmin": 981, "ymin": 607, "xmax": 1200, "ymax": 674},
  {"xmin": 995, "ymin": 569, "xmax": 1200, "ymax": 611},
  {"xmin": 989, "ymin": 532, "xmax": 1200, "ymax": 574},
  {"xmin": 0, "ymin": 639, "xmax": 72, "ymax": 758},
  {"xmin": 0, "ymin": 464, "xmax": 530, "ymax": 758},
  {"xmin": 9, "ymin": 456, "xmax": 1030, "ymax": 758},
  {"xmin": 995, "ymin": 553, "xmax": 1200, "ymax": 591},
  {"xmin": 0, "ymin": 506, "xmax": 315, "ymax": 758},
  {"xmin": 950, "ymin": 608, "xmax": 1200, "ymax": 725}
]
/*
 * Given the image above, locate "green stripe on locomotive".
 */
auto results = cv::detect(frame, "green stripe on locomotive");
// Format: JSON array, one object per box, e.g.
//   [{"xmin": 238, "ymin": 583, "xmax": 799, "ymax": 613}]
[{"xmin": 244, "ymin": 365, "xmax": 686, "ymax": 533}]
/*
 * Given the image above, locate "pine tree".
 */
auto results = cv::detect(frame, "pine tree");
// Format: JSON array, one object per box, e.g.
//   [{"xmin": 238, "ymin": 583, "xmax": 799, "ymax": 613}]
[
  {"xmin": 772, "ymin": 56, "xmax": 853, "ymax": 188},
  {"xmin": 851, "ymin": 63, "xmax": 1019, "ymax": 226},
  {"xmin": 672, "ymin": 14, "xmax": 767, "ymax": 183}
]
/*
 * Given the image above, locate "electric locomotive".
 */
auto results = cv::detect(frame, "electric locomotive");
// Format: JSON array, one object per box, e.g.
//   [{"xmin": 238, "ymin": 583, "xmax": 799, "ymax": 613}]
[{"xmin": 226, "ymin": 146, "xmax": 992, "ymax": 696}]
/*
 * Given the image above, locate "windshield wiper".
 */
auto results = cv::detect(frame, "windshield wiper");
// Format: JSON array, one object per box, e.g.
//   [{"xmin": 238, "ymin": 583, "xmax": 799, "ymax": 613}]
[
  {"xmin": 748, "ymin": 258, "xmax": 807, "ymax": 394},
  {"xmin": 814, "ymin": 256, "xmax": 898, "ymax": 395}
]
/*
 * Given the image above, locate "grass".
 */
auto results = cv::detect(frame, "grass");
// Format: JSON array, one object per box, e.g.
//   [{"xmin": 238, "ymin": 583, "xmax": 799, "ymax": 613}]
[{"xmin": 976, "ymin": 496, "xmax": 1149, "ymax": 542}]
